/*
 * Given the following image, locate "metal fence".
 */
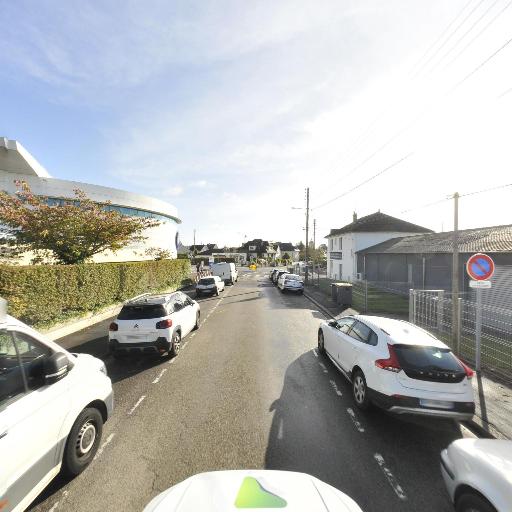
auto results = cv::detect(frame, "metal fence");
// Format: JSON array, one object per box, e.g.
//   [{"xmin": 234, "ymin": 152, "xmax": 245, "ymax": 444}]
[{"xmin": 410, "ymin": 289, "xmax": 512, "ymax": 381}]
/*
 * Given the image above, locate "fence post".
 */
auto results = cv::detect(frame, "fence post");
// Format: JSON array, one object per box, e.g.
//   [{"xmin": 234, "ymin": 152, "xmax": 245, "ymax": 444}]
[
  {"xmin": 409, "ymin": 289, "xmax": 414, "ymax": 323},
  {"xmin": 456, "ymin": 297, "xmax": 462, "ymax": 357},
  {"xmin": 437, "ymin": 290, "xmax": 444, "ymax": 335}
]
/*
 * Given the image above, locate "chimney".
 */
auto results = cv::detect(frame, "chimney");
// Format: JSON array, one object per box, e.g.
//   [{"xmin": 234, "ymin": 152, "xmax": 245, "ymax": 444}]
[{"xmin": 353, "ymin": 212, "xmax": 357, "ymax": 222}]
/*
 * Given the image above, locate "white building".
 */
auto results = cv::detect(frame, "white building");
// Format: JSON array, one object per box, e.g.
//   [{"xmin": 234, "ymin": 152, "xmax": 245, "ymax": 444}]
[
  {"xmin": 0, "ymin": 137, "xmax": 182, "ymax": 262},
  {"xmin": 325, "ymin": 212, "xmax": 432, "ymax": 281}
]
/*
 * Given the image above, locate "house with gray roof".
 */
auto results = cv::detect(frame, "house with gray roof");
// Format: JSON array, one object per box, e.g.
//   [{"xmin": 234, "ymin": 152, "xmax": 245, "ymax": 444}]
[{"xmin": 325, "ymin": 211, "xmax": 432, "ymax": 281}]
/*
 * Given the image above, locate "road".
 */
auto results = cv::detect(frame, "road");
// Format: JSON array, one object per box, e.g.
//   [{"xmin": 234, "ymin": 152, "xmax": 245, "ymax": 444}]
[{"xmin": 30, "ymin": 267, "xmax": 471, "ymax": 512}]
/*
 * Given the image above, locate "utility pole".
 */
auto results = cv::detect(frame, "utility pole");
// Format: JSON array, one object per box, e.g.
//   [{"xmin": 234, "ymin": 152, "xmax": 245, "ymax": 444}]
[
  {"xmin": 193, "ymin": 229, "xmax": 197, "ymax": 257},
  {"xmin": 313, "ymin": 218, "xmax": 316, "ymax": 282},
  {"xmin": 305, "ymin": 188, "xmax": 310, "ymax": 284},
  {"xmin": 451, "ymin": 192, "xmax": 459, "ymax": 352}
]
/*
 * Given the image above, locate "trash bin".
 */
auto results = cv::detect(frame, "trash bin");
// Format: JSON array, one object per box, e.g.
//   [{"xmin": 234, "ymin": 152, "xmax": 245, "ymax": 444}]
[{"xmin": 331, "ymin": 283, "xmax": 353, "ymax": 307}]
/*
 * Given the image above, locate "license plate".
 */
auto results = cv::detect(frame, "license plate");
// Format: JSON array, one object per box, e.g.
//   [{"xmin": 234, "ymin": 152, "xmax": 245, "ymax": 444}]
[{"xmin": 419, "ymin": 399, "xmax": 454, "ymax": 410}]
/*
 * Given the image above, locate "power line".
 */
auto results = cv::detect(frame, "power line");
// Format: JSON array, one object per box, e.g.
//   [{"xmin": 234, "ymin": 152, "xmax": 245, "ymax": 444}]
[
  {"xmin": 449, "ymin": 33, "xmax": 512, "ymax": 92},
  {"xmin": 400, "ymin": 197, "xmax": 450, "ymax": 214},
  {"xmin": 313, "ymin": 152, "xmax": 414, "ymax": 210},
  {"xmin": 459, "ymin": 182, "xmax": 512, "ymax": 197},
  {"xmin": 414, "ymin": 0, "xmax": 485, "ymax": 78},
  {"xmin": 442, "ymin": 0, "xmax": 512, "ymax": 72},
  {"xmin": 427, "ymin": 0, "xmax": 502, "ymax": 75},
  {"xmin": 410, "ymin": 0, "xmax": 475, "ymax": 76}
]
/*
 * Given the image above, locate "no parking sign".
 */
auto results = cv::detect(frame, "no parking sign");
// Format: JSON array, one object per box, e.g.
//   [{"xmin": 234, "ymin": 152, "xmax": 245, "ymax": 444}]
[{"xmin": 466, "ymin": 253, "xmax": 495, "ymax": 282}]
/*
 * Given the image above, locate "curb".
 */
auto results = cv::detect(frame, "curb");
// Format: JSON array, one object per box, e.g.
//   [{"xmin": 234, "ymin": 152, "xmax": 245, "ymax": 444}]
[{"xmin": 303, "ymin": 291, "xmax": 335, "ymax": 319}]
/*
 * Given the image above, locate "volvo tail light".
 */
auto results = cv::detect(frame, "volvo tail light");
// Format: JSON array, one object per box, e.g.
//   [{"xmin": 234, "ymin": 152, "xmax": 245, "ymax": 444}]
[
  {"xmin": 457, "ymin": 357, "xmax": 474, "ymax": 380},
  {"xmin": 375, "ymin": 344, "xmax": 401, "ymax": 373}
]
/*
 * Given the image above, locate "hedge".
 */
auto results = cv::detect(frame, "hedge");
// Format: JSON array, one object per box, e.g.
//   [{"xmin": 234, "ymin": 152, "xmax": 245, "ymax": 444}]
[{"xmin": 0, "ymin": 259, "xmax": 191, "ymax": 328}]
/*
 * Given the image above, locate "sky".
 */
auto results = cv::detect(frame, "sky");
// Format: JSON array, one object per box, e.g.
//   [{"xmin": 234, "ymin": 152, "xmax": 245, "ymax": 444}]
[{"xmin": 1, "ymin": 0, "xmax": 511, "ymax": 247}]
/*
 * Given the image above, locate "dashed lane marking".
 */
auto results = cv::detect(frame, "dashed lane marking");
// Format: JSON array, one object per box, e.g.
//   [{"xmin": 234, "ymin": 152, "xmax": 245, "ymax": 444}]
[
  {"xmin": 374, "ymin": 453, "xmax": 408, "ymax": 501},
  {"xmin": 152, "ymin": 368, "xmax": 167, "ymax": 384},
  {"xmin": 347, "ymin": 408, "xmax": 365, "ymax": 432},
  {"xmin": 128, "ymin": 395, "xmax": 146, "ymax": 415},
  {"xmin": 318, "ymin": 362, "xmax": 328, "ymax": 373},
  {"xmin": 94, "ymin": 433, "xmax": 116, "ymax": 461},
  {"xmin": 313, "ymin": 349, "xmax": 318, "ymax": 357},
  {"xmin": 329, "ymin": 379, "xmax": 342, "ymax": 396}
]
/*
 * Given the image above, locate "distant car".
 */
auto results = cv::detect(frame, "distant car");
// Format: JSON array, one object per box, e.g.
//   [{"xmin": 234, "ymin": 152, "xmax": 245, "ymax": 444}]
[
  {"xmin": 277, "ymin": 273, "xmax": 304, "ymax": 294},
  {"xmin": 441, "ymin": 439, "xmax": 512, "ymax": 512},
  {"xmin": 109, "ymin": 292, "xmax": 200, "ymax": 358},
  {"xmin": 196, "ymin": 275, "xmax": 225, "ymax": 297},
  {"xmin": 317, "ymin": 315, "xmax": 475, "ymax": 419},
  {"xmin": 1, "ymin": 309, "xmax": 113, "ymax": 512},
  {"xmin": 272, "ymin": 270, "xmax": 289, "ymax": 285},
  {"xmin": 210, "ymin": 262, "xmax": 238, "ymax": 285}
]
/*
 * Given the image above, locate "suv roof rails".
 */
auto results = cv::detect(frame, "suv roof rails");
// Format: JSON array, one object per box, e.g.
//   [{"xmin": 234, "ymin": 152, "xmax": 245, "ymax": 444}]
[{"xmin": 124, "ymin": 292, "xmax": 152, "ymax": 304}]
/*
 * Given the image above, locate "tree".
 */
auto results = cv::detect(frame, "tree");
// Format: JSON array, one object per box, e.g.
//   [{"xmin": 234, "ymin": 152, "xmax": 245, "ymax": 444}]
[{"xmin": 0, "ymin": 181, "xmax": 158, "ymax": 264}]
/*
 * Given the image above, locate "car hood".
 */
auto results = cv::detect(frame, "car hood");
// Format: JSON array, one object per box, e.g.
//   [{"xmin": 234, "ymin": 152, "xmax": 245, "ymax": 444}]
[
  {"xmin": 450, "ymin": 439, "xmax": 512, "ymax": 472},
  {"xmin": 144, "ymin": 470, "xmax": 363, "ymax": 512}
]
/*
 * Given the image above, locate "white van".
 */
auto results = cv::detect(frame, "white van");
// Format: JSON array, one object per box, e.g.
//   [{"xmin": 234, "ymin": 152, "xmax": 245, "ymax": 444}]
[
  {"xmin": 210, "ymin": 262, "xmax": 238, "ymax": 285},
  {"xmin": 0, "ymin": 309, "xmax": 113, "ymax": 512}
]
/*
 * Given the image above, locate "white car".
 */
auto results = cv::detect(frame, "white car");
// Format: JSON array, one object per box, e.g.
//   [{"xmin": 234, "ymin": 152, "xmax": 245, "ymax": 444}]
[
  {"xmin": 441, "ymin": 439, "xmax": 512, "ymax": 512},
  {"xmin": 144, "ymin": 470, "xmax": 363, "ymax": 511},
  {"xmin": 277, "ymin": 273, "xmax": 304, "ymax": 294},
  {"xmin": 196, "ymin": 276, "xmax": 225, "ymax": 297},
  {"xmin": 317, "ymin": 315, "xmax": 475, "ymax": 419},
  {"xmin": 108, "ymin": 292, "xmax": 200, "ymax": 358},
  {"xmin": 0, "ymin": 309, "xmax": 113, "ymax": 512}
]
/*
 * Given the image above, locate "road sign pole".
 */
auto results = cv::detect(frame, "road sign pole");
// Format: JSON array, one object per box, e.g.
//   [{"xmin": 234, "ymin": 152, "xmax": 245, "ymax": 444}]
[
  {"xmin": 475, "ymin": 288, "xmax": 482, "ymax": 373},
  {"xmin": 451, "ymin": 192, "xmax": 459, "ymax": 351}
]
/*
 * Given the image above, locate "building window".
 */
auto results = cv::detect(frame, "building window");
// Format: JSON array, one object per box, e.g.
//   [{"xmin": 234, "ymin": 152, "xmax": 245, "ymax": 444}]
[
  {"xmin": 339, "ymin": 237, "xmax": 343, "ymax": 250},
  {"xmin": 329, "ymin": 239, "xmax": 333, "ymax": 251}
]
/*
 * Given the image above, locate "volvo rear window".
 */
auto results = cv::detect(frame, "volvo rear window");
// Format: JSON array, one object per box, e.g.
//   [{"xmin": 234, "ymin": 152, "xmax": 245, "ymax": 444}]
[
  {"xmin": 118, "ymin": 304, "xmax": 167, "ymax": 320},
  {"xmin": 393, "ymin": 345, "xmax": 463, "ymax": 372},
  {"xmin": 200, "ymin": 278, "xmax": 215, "ymax": 285}
]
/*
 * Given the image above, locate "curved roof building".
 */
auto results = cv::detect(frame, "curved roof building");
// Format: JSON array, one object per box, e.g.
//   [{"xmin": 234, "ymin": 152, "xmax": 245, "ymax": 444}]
[{"xmin": 0, "ymin": 137, "xmax": 182, "ymax": 262}]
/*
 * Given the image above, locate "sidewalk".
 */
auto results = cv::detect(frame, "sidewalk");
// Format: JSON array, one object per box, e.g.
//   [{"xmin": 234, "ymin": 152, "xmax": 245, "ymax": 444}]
[{"xmin": 303, "ymin": 282, "xmax": 512, "ymax": 440}]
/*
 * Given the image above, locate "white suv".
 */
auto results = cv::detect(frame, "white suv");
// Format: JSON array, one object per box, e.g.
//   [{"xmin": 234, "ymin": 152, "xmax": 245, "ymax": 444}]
[
  {"xmin": 108, "ymin": 292, "xmax": 200, "ymax": 358},
  {"xmin": 196, "ymin": 276, "xmax": 225, "ymax": 297},
  {"xmin": 317, "ymin": 315, "xmax": 475, "ymax": 419},
  {"xmin": 0, "ymin": 311, "xmax": 113, "ymax": 512}
]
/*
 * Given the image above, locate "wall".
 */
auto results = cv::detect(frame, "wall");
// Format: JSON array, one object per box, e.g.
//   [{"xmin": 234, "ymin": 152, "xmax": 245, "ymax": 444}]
[{"xmin": 0, "ymin": 172, "xmax": 180, "ymax": 262}]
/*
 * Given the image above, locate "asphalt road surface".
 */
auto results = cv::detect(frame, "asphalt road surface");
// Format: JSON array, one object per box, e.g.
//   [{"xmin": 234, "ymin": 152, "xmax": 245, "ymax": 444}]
[{"xmin": 30, "ymin": 268, "xmax": 472, "ymax": 512}]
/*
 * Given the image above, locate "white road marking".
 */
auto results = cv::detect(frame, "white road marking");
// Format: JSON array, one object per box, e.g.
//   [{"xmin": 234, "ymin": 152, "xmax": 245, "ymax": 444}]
[
  {"xmin": 277, "ymin": 418, "xmax": 284, "ymax": 440},
  {"xmin": 190, "ymin": 333, "xmax": 196, "ymax": 338},
  {"xmin": 329, "ymin": 379, "xmax": 342, "ymax": 396},
  {"xmin": 152, "ymin": 368, "xmax": 167, "ymax": 384},
  {"xmin": 313, "ymin": 349, "xmax": 318, "ymax": 357},
  {"xmin": 48, "ymin": 503, "xmax": 60, "ymax": 512},
  {"xmin": 168, "ymin": 358, "xmax": 175, "ymax": 364},
  {"xmin": 374, "ymin": 453, "xmax": 407, "ymax": 501},
  {"xmin": 318, "ymin": 362, "xmax": 328, "ymax": 373},
  {"xmin": 181, "ymin": 342, "xmax": 188, "ymax": 350},
  {"xmin": 128, "ymin": 395, "xmax": 146, "ymax": 415},
  {"xmin": 347, "ymin": 408, "xmax": 365, "ymax": 432},
  {"xmin": 94, "ymin": 433, "xmax": 116, "ymax": 460}
]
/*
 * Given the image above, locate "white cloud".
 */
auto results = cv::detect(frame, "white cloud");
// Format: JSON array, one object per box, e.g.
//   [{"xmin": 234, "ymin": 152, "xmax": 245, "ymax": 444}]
[{"xmin": 164, "ymin": 186, "xmax": 184, "ymax": 197}]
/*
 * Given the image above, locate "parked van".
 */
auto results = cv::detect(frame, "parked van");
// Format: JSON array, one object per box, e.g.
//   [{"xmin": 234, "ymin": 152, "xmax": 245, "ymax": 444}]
[
  {"xmin": 0, "ymin": 300, "xmax": 113, "ymax": 512},
  {"xmin": 210, "ymin": 262, "xmax": 238, "ymax": 285}
]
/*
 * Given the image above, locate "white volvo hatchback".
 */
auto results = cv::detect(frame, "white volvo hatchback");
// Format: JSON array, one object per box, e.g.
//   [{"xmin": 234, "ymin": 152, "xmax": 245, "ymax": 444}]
[{"xmin": 317, "ymin": 315, "xmax": 475, "ymax": 419}]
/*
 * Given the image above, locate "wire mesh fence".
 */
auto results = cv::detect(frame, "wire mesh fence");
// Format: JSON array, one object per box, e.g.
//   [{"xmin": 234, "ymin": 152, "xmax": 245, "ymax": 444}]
[{"xmin": 410, "ymin": 290, "xmax": 512, "ymax": 383}]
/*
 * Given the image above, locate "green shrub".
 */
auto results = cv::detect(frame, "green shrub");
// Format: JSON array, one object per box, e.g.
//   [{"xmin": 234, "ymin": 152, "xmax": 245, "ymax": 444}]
[{"xmin": 0, "ymin": 259, "xmax": 190, "ymax": 328}]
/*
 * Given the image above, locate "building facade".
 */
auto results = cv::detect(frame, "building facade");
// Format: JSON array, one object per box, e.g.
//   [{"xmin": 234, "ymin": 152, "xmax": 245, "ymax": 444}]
[
  {"xmin": 325, "ymin": 212, "xmax": 432, "ymax": 281},
  {"xmin": 356, "ymin": 225, "xmax": 512, "ymax": 307},
  {"xmin": 0, "ymin": 138, "xmax": 182, "ymax": 262}
]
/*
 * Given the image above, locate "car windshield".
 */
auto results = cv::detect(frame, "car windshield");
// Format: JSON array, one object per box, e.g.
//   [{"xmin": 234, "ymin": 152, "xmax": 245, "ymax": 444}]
[
  {"xmin": 200, "ymin": 278, "xmax": 215, "ymax": 285},
  {"xmin": 393, "ymin": 345, "xmax": 463, "ymax": 372},
  {"xmin": 117, "ymin": 304, "xmax": 167, "ymax": 320},
  {"xmin": 285, "ymin": 275, "xmax": 301, "ymax": 281}
]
